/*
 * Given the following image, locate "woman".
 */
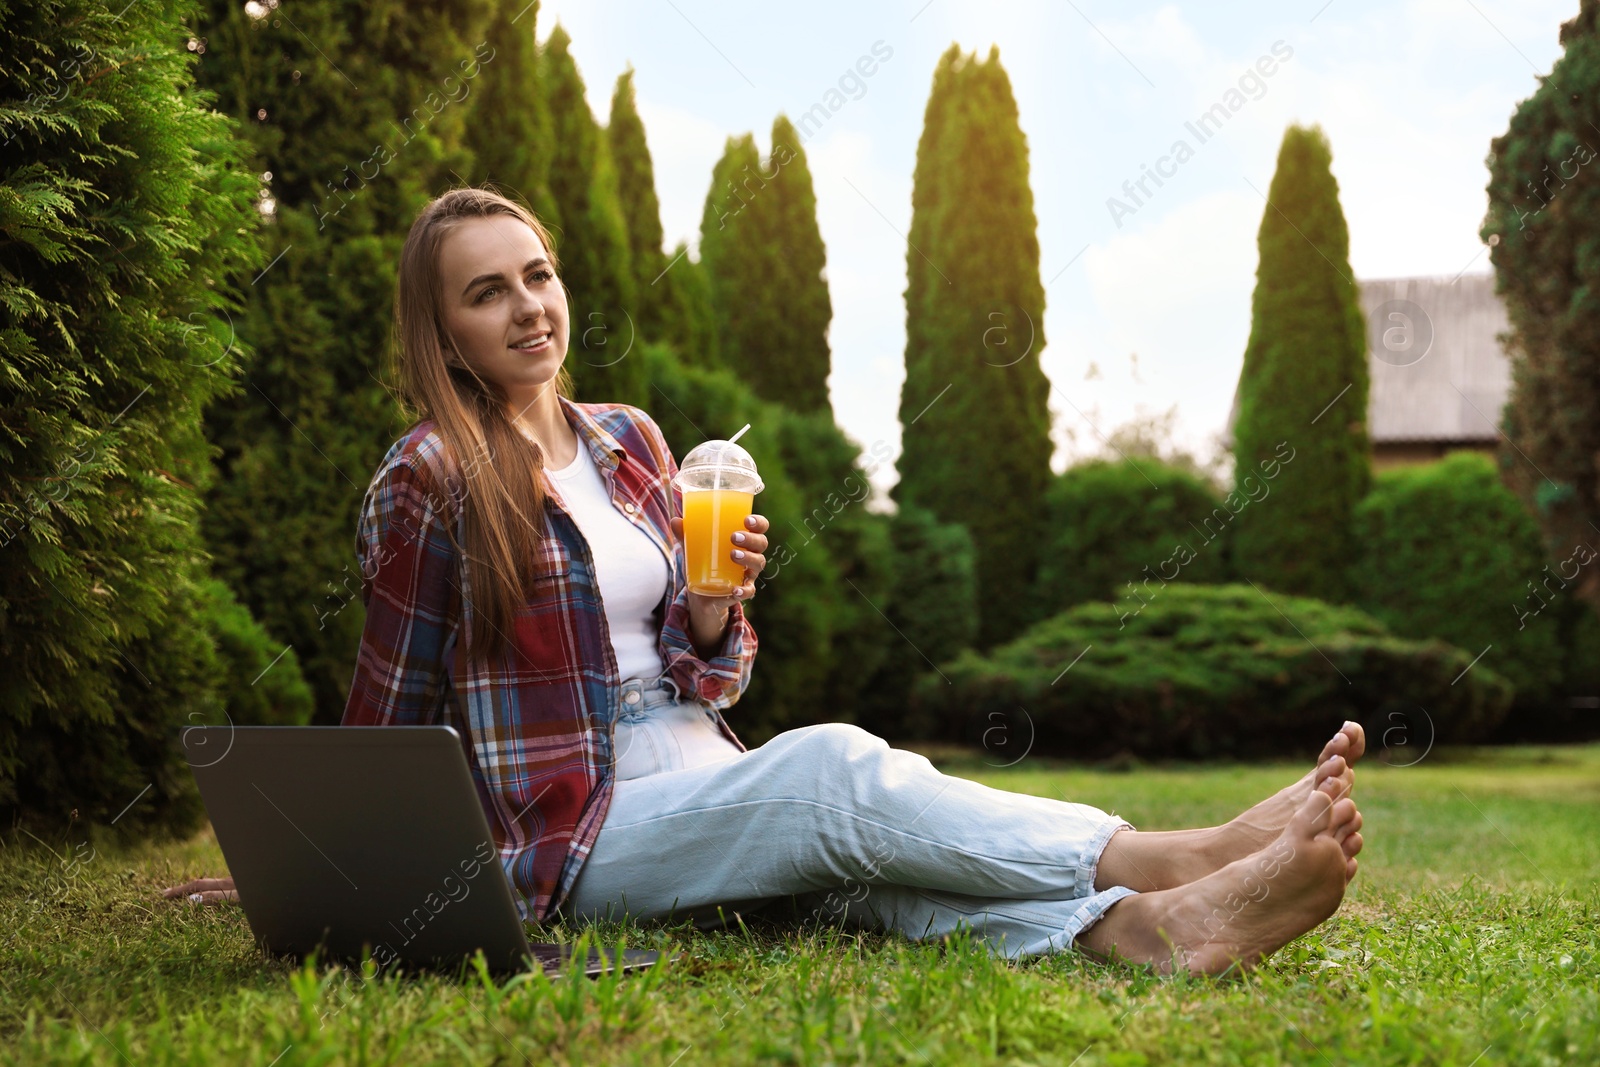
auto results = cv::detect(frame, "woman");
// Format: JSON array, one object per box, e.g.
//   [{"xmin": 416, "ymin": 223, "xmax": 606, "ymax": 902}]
[{"xmin": 165, "ymin": 187, "xmax": 1366, "ymax": 974}]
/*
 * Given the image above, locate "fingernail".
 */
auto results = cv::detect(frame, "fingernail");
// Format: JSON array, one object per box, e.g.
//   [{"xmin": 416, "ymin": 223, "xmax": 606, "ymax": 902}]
[
  {"xmin": 746, "ymin": 516, "xmax": 757, "ymax": 528},
  {"xmin": 732, "ymin": 531, "xmax": 746, "ymax": 544},
  {"xmin": 732, "ymin": 549, "xmax": 745, "ymax": 560}
]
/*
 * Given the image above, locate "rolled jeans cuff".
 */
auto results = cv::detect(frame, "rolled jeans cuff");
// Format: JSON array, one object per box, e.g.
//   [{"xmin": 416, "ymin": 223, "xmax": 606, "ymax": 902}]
[{"xmin": 1077, "ymin": 815, "xmax": 1136, "ymax": 899}]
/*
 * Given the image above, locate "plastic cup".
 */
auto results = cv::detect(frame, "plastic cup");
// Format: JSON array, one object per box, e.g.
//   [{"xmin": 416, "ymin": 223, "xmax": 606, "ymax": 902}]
[{"xmin": 672, "ymin": 432, "xmax": 764, "ymax": 597}]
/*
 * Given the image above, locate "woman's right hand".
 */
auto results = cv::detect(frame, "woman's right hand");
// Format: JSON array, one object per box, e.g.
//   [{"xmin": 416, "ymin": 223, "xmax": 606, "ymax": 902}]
[{"xmin": 160, "ymin": 875, "xmax": 238, "ymax": 905}]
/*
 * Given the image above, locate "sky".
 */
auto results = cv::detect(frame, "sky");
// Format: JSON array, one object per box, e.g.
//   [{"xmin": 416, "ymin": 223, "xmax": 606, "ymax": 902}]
[{"xmin": 533, "ymin": 0, "xmax": 1576, "ymax": 508}]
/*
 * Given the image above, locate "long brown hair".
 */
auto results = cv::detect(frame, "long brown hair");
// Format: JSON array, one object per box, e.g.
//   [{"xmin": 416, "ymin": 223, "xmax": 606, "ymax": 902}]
[{"xmin": 391, "ymin": 185, "xmax": 573, "ymax": 667}]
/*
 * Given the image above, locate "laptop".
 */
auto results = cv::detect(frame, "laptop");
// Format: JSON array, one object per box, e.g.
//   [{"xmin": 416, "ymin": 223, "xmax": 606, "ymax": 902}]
[{"xmin": 180, "ymin": 724, "xmax": 659, "ymax": 978}]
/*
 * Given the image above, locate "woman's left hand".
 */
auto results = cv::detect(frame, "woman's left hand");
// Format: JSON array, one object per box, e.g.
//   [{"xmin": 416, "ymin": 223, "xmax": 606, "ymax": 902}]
[{"xmin": 670, "ymin": 512, "xmax": 769, "ymax": 614}]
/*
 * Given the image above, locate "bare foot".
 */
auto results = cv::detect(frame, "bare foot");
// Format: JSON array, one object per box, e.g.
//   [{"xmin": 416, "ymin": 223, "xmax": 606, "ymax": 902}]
[
  {"xmin": 1093, "ymin": 722, "xmax": 1366, "ymax": 892},
  {"xmin": 1077, "ymin": 786, "xmax": 1360, "ymax": 976},
  {"xmin": 1219, "ymin": 720, "xmax": 1364, "ymax": 857}
]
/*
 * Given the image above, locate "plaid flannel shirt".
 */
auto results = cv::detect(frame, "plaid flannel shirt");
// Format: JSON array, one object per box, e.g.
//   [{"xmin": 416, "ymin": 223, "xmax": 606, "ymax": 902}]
[{"xmin": 341, "ymin": 395, "xmax": 757, "ymax": 921}]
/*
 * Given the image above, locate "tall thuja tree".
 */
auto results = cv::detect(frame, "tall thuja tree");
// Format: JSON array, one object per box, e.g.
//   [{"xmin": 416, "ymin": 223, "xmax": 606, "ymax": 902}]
[
  {"xmin": 596, "ymin": 62, "xmax": 716, "ymax": 366},
  {"xmin": 1231, "ymin": 124, "xmax": 1369, "ymax": 602},
  {"xmin": 192, "ymin": 0, "xmax": 495, "ymax": 722},
  {"xmin": 697, "ymin": 121, "xmax": 833, "ymax": 411},
  {"xmin": 892, "ymin": 46, "xmax": 1052, "ymax": 649},
  {"xmin": 654, "ymin": 237, "xmax": 721, "ymax": 369},
  {"xmin": 697, "ymin": 132, "xmax": 769, "ymax": 375},
  {"xmin": 608, "ymin": 67, "xmax": 669, "ymax": 341},
  {"xmin": 465, "ymin": 0, "xmax": 556, "ymax": 221},
  {"xmin": 757, "ymin": 115, "xmax": 832, "ymax": 413},
  {"xmin": 541, "ymin": 25, "xmax": 644, "ymax": 406},
  {"xmin": 0, "ymin": 0, "xmax": 275, "ymax": 833},
  {"xmin": 607, "ymin": 69, "xmax": 719, "ymax": 369},
  {"xmin": 1483, "ymin": 0, "xmax": 1600, "ymax": 612},
  {"xmin": 896, "ymin": 43, "xmax": 962, "ymax": 502}
]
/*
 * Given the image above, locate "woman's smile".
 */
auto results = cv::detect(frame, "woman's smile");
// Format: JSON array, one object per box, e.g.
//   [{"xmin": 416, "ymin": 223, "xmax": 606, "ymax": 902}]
[{"xmin": 510, "ymin": 331, "xmax": 552, "ymax": 353}]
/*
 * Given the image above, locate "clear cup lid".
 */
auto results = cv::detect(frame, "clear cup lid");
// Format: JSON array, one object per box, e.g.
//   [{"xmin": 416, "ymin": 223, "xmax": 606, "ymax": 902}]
[{"xmin": 673, "ymin": 439, "xmax": 764, "ymax": 493}]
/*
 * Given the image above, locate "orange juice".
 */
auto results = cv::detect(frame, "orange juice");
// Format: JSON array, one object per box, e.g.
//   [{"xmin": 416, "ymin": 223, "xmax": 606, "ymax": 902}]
[{"xmin": 682, "ymin": 488, "xmax": 754, "ymax": 595}]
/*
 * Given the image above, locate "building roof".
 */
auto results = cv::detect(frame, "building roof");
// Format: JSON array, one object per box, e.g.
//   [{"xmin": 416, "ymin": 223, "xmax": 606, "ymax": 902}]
[
  {"xmin": 1361, "ymin": 273, "xmax": 1512, "ymax": 443},
  {"xmin": 1224, "ymin": 272, "xmax": 1512, "ymax": 447}
]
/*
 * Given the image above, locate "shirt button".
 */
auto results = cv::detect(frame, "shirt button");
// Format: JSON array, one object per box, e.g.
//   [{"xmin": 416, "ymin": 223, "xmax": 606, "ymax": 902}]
[
  {"xmin": 623, "ymin": 502, "xmax": 636, "ymax": 514},
  {"xmin": 624, "ymin": 691, "xmax": 640, "ymax": 704}
]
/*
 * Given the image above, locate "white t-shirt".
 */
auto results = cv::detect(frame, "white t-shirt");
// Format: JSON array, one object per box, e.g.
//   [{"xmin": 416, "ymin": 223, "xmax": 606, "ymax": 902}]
[{"xmin": 544, "ymin": 439, "xmax": 670, "ymax": 682}]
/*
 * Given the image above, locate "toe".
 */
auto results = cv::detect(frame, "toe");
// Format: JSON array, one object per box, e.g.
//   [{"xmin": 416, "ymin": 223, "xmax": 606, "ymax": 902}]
[
  {"xmin": 1344, "ymin": 721, "xmax": 1367, "ymax": 764},
  {"xmin": 1342, "ymin": 830, "xmax": 1363, "ymax": 859},
  {"xmin": 1318, "ymin": 730, "xmax": 1350, "ymax": 765},
  {"xmin": 1346, "ymin": 856, "xmax": 1359, "ymax": 883},
  {"xmin": 1317, "ymin": 775, "xmax": 1349, "ymax": 802},
  {"xmin": 1293, "ymin": 787, "xmax": 1337, "ymax": 834},
  {"xmin": 1314, "ymin": 755, "xmax": 1347, "ymax": 788},
  {"xmin": 1321, "ymin": 765, "xmax": 1354, "ymax": 804},
  {"xmin": 1331, "ymin": 799, "xmax": 1356, "ymax": 844}
]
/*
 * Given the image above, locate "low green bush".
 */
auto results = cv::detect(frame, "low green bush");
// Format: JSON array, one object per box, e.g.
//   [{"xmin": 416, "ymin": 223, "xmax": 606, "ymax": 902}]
[
  {"xmin": 1514, "ymin": 594, "xmax": 1600, "ymax": 742},
  {"xmin": 1031, "ymin": 458, "xmax": 1232, "ymax": 629},
  {"xmin": 912, "ymin": 583, "xmax": 1513, "ymax": 759},
  {"xmin": 641, "ymin": 342, "xmax": 894, "ymax": 741},
  {"xmin": 198, "ymin": 579, "xmax": 314, "ymax": 727},
  {"xmin": 858, "ymin": 503, "xmax": 979, "ymax": 741},
  {"xmin": 1349, "ymin": 452, "xmax": 1565, "ymax": 716},
  {"xmin": 1561, "ymin": 599, "xmax": 1600, "ymax": 702}
]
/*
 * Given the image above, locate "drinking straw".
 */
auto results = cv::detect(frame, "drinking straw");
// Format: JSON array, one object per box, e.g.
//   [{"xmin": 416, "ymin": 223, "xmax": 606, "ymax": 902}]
[{"xmin": 728, "ymin": 423, "xmax": 751, "ymax": 445}]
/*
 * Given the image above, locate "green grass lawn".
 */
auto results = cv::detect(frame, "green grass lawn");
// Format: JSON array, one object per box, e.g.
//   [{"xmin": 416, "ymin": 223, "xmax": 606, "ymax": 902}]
[{"xmin": 2, "ymin": 743, "xmax": 1596, "ymax": 1065}]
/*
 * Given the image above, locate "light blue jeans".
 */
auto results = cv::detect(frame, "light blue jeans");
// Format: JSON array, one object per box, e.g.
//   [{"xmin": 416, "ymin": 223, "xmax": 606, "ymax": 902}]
[
  {"xmin": 558, "ymin": 674, "xmax": 1140, "ymax": 959},
  {"xmin": 610, "ymin": 672, "xmax": 744, "ymax": 780}
]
